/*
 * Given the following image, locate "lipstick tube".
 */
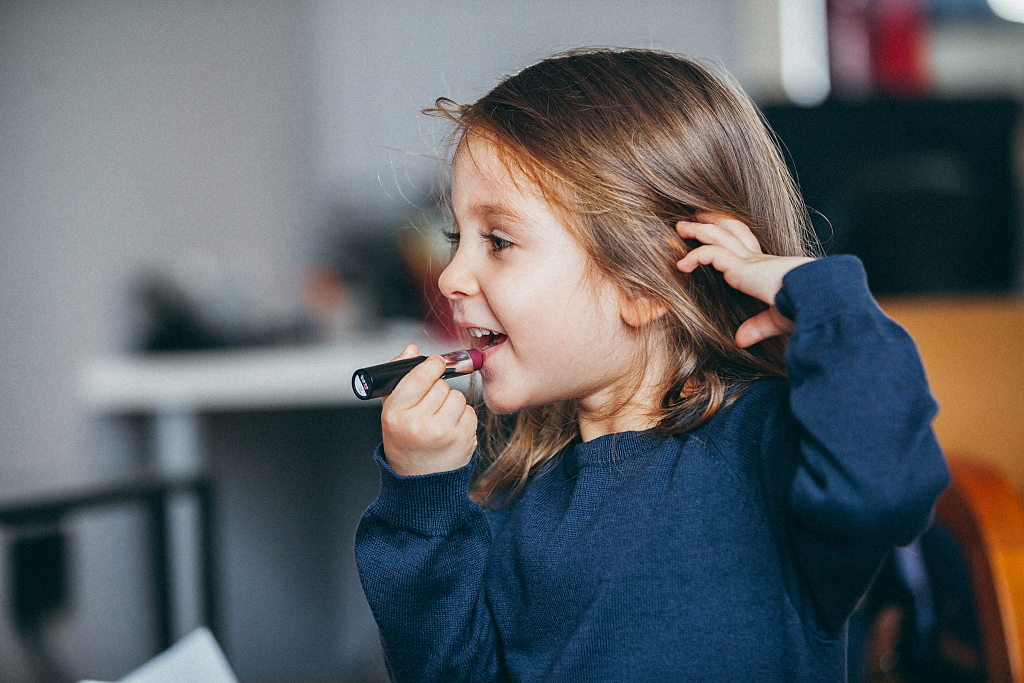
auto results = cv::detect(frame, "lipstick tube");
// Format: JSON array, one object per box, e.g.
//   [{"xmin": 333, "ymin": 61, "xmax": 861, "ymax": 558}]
[{"xmin": 352, "ymin": 348, "xmax": 483, "ymax": 400}]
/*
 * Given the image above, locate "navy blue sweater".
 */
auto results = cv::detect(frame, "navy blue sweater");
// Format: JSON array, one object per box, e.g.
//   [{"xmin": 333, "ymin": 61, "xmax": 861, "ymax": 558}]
[{"xmin": 354, "ymin": 256, "xmax": 950, "ymax": 682}]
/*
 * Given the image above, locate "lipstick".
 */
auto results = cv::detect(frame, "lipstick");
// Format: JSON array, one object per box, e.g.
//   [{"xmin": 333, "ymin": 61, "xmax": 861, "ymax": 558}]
[{"xmin": 352, "ymin": 348, "xmax": 483, "ymax": 400}]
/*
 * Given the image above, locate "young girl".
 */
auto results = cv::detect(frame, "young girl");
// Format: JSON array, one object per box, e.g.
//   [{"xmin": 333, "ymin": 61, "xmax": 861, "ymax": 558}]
[{"xmin": 354, "ymin": 48, "xmax": 949, "ymax": 682}]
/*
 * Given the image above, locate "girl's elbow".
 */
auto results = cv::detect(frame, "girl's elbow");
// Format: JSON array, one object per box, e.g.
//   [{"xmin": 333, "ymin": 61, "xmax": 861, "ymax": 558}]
[{"xmin": 867, "ymin": 481, "xmax": 948, "ymax": 546}]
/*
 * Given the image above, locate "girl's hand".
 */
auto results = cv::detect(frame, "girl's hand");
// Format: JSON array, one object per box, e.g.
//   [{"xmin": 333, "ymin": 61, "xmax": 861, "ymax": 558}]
[
  {"xmin": 380, "ymin": 344, "xmax": 478, "ymax": 476},
  {"xmin": 676, "ymin": 213, "xmax": 815, "ymax": 348}
]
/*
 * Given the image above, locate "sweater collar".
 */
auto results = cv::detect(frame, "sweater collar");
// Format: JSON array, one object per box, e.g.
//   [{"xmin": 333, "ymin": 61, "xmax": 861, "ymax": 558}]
[{"xmin": 571, "ymin": 428, "xmax": 669, "ymax": 468}]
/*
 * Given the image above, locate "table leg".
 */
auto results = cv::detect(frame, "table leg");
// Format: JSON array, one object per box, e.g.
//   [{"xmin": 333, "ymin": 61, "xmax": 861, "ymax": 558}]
[{"xmin": 153, "ymin": 410, "xmax": 204, "ymax": 641}]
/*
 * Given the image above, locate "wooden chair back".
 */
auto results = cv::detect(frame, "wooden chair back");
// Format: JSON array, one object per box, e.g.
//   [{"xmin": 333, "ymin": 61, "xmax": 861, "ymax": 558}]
[{"xmin": 935, "ymin": 460, "xmax": 1024, "ymax": 682}]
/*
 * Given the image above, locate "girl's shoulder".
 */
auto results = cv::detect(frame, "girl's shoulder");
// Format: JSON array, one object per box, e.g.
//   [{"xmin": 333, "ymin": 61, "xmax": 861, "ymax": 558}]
[
  {"xmin": 678, "ymin": 379, "xmax": 796, "ymax": 476},
  {"xmin": 695, "ymin": 378, "xmax": 792, "ymax": 441}
]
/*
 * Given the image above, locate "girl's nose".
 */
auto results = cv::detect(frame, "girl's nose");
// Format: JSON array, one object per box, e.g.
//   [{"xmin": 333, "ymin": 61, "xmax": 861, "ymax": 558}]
[{"xmin": 438, "ymin": 247, "xmax": 478, "ymax": 300}]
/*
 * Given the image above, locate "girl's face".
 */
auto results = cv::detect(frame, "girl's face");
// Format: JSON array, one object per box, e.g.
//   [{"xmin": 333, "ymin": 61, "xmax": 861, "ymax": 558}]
[{"xmin": 440, "ymin": 137, "xmax": 655, "ymax": 428}]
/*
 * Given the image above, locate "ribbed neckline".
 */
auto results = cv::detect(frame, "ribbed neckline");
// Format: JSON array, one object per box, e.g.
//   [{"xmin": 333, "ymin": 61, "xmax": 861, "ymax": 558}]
[{"xmin": 572, "ymin": 428, "xmax": 670, "ymax": 468}]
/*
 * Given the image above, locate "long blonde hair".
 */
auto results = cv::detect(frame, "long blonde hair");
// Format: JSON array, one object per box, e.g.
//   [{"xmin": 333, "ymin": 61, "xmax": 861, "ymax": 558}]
[{"xmin": 427, "ymin": 48, "xmax": 818, "ymax": 506}]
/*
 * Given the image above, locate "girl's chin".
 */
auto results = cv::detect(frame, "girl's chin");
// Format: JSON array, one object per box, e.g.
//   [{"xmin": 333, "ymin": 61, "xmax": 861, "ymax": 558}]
[
  {"xmin": 481, "ymin": 384, "xmax": 566, "ymax": 416},
  {"xmin": 480, "ymin": 381, "xmax": 532, "ymax": 415},
  {"xmin": 481, "ymin": 392, "xmax": 520, "ymax": 415}
]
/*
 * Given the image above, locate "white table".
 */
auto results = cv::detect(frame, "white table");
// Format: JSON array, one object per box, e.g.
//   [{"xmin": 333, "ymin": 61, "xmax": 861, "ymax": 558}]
[{"xmin": 78, "ymin": 328, "xmax": 454, "ymax": 641}]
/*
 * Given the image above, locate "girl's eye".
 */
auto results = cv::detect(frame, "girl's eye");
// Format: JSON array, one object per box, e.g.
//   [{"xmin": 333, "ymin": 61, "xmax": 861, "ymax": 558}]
[
  {"xmin": 486, "ymin": 233, "xmax": 512, "ymax": 252},
  {"xmin": 442, "ymin": 229, "xmax": 460, "ymax": 245}
]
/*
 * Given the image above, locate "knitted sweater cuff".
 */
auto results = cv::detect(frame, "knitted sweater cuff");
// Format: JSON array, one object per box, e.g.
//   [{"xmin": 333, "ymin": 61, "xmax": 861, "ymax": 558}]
[
  {"xmin": 775, "ymin": 255, "xmax": 872, "ymax": 326},
  {"xmin": 368, "ymin": 444, "xmax": 478, "ymax": 537}
]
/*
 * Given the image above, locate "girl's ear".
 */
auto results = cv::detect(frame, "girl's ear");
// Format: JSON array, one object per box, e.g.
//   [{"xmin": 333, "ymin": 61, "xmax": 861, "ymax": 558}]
[{"xmin": 620, "ymin": 294, "xmax": 669, "ymax": 328}]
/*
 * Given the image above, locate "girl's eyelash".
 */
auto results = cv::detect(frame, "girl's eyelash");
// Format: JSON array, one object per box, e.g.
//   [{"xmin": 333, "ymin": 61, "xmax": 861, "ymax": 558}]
[
  {"xmin": 486, "ymin": 233, "xmax": 512, "ymax": 252},
  {"xmin": 442, "ymin": 228, "xmax": 511, "ymax": 252}
]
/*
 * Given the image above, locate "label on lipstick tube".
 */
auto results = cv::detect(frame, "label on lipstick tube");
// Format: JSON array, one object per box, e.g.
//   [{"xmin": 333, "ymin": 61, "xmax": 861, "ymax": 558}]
[{"xmin": 354, "ymin": 373, "xmax": 370, "ymax": 398}]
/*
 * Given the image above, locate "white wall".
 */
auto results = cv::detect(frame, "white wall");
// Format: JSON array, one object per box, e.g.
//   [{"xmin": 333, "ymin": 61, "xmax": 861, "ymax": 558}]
[
  {"xmin": 0, "ymin": 1, "xmax": 320, "ymax": 679},
  {"xmin": 309, "ymin": 0, "xmax": 781, "ymax": 217},
  {"xmin": 0, "ymin": 0, "xmax": 320, "ymax": 480}
]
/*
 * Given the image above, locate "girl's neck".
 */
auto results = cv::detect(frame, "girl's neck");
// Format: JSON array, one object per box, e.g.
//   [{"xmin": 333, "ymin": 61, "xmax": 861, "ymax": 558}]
[
  {"xmin": 577, "ymin": 408, "xmax": 659, "ymax": 442},
  {"xmin": 576, "ymin": 342, "xmax": 672, "ymax": 442}
]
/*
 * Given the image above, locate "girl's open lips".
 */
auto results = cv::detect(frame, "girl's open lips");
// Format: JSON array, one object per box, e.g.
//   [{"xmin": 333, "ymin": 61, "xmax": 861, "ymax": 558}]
[
  {"xmin": 479, "ymin": 332, "xmax": 507, "ymax": 350},
  {"xmin": 467, "ymin": 327, "xmax": 508, "ymax": 354}
]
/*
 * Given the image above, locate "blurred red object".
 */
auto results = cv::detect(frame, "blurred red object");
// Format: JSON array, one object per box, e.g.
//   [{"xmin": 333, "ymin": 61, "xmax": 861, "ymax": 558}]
[
  {"xmin": 874, "ymin": 0, "xmax": 930, "ymax": 96},
  {"xmin": 828, "ymin": 0, "xmax": 930, "ymax": 99}
]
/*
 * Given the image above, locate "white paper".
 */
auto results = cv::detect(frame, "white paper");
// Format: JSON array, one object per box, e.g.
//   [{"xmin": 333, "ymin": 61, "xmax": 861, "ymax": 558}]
[{"xmin": 78, "ymin": 627, "xmax": 237, "ymax": 683}]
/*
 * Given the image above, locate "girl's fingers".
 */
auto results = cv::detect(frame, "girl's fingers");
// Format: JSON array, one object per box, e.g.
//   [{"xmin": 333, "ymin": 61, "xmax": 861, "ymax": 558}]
[
  {"xmin": 676, "ymin": 221, "xmax": 748, "ymax": 256},
  {"xmin": 388, "ymin": 343, "xmax": 420, "ymax": 363},
  {"xmin": 436, "ymin": 385, "xmax": 470, "ymax": 425},
  {"xmin": 735, "ymin": 307, "xmax": 795, "ymax": 348},
  {"xmin": 695, "ymin": 212, "xmax": 762, "ymax": 252},
  {"xmin": 677, "ymin": 214, "xmax": 817, "ymax": 311},
  {"xmin": 679, "ymin": 213, "xmax": 762, "ymax": 254},
  {"xmin": 387, "ymin": 353, "xmax": 471, "ymax": 424},
  {"xmin": 420, "ymin": 369, "xmax": 456, "ymax": 412},
  {"xmin": 678, "ymin": 244, "xmax": 790, "ymax": 304},
  {"xmin": 382, "ymin": 354, "xmax": 447, "ymax": 411},
  {"xmin": 380, "ymin": 344, "xmax": 422, "ymax": 409},
  {"xmin": 456, "ymin": 404, "xmax": 480, "ymax": 453},
  {"xmin": 676, "ymin": 244, "xmax": 742, "ymax": 274},
  {"xmin": 455, "ymin": 403, "xmax": 477, "ymax": 433}
]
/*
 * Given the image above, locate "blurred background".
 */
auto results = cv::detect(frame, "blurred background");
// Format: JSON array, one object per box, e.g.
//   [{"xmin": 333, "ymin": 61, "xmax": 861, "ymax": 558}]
[{"xmin": 0, "ymin": 0, "xmax": 1022, "ymax": 681}]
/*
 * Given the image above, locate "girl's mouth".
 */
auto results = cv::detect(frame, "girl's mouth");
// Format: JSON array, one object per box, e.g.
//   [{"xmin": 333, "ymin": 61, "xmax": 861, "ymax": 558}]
[{"xmin": 468, "ymin": 327, "xmax": 508, "ymax": 351}]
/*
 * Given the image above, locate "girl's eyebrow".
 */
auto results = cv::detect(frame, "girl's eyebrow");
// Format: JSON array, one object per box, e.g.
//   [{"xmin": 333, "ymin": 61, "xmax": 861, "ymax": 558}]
[{"xmin": 472, "ymin": 202, "xmax": 527, "ymax": 225}]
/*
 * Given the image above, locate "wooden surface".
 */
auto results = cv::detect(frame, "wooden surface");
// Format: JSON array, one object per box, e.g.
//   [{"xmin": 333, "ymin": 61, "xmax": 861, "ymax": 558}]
[{"xmin": 882, "ymin": 296, "xmax": 1024, "ymax": 494}]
